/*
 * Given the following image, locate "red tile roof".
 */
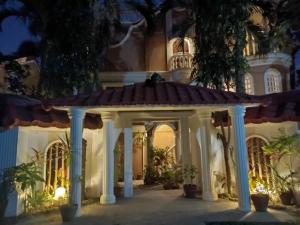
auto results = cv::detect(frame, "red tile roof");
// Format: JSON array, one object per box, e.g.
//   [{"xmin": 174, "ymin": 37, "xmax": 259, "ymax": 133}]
[
  {"xmin": 0, "ymin": 94, "xmax": 102, "ymax": 130},
  {"xmin": 46, "ymin": 82, "xmax": 260, "ymax": 107},
  {"xmin": 245, "ymin": 90, "xmax": 300, "ymax": 124}
]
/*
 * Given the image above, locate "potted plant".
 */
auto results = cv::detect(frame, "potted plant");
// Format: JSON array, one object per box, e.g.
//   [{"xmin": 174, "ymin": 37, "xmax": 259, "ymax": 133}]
[
  {"xmin": 183, "ymin": 165, "xmax": 198, "ymax": 198},
  {"xmin": 0, "ymin": 161, "xmax": 44, "ymax": 218},
  {"xmin": 161, "ymin": 165, "xmax": 181, "ymax": 190},
  {"xmin": 59, "ymin": 203, "xmax": 78, "ymax": 222},
  {"xmin": 249, "ymin": 172, "xmax": 269, "ymax": 211},
  {"xmin": 262, "ymin": 133, "xmax": 300, "ymax": 206}
]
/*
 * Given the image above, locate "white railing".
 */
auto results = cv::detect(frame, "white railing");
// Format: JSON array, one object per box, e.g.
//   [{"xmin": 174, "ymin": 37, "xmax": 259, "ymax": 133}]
[{"xmin": 169, "ymin": 53, "xmax": 193, "ymax": 70}]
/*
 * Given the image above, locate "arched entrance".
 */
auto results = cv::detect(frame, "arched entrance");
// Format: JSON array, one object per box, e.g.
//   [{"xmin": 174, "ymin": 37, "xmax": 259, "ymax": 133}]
[{"xmin": 152, "ymin": 124, "xmax": 176, "ymax": 162}]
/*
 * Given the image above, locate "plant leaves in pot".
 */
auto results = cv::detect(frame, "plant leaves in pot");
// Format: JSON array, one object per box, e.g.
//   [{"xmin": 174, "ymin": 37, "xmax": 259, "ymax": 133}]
[{"xmin": 183, "ymin": 165, "xmax": 198, "ymax": 198}]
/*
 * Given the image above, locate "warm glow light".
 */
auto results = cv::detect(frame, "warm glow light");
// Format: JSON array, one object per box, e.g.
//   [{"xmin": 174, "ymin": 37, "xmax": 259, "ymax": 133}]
[
  {"xmin": 54, "ymin": 187, "xmax": 66, "ymax": 200},
  {"xmin": 254, "ymin": 182, "xmax": 267, "ymax": 194}
]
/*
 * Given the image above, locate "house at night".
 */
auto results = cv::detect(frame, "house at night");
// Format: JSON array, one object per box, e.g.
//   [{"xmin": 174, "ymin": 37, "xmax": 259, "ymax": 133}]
[{"xmin": 0, "ymin": 8, "xmax": 300, "ymax": 217}]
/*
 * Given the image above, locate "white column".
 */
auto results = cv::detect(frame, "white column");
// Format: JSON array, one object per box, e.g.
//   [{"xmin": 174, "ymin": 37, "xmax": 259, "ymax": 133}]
[
  {"xmin": 175, "ymin": 129, "xmax": 182, "ymax": 163},
  {"xmin": 180, "ymin": 117, "xmax": 192, "ymax": 184},
  {"xmin": 124, "ymin": 126, "xmax": 133, "ymax": 198},
  {"xmin": 198, "ymin": 112, "xmax": 218, "ymax": 201},
  {"xmin": 100, "ymin": 113, "xmax": 116, "ymax": 204},
  {"xmin": 69, "ymin": 107, "xmax": 86, "ymax": 217},
  {"xmin": 229, "ymin": 105, "xmax": 251, "ymax": 212},
  {"xmin": 180, "ymin": 117, "xmax": 191, "ymax": 166}
]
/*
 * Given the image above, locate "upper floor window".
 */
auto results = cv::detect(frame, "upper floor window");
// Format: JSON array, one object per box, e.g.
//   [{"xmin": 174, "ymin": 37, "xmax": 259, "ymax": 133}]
[
  {"xmin": 264, "ymin": 68, "xmax": 282, "ymax": 94},
  {"xmin": 244, "ymin": 73, "xmax": 254, "ymax": 95}
]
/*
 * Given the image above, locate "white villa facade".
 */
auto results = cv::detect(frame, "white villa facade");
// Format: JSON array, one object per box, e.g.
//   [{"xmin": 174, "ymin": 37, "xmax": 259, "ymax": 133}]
[{"xmin": 0, "ymin": 8, "xmax": 300, "ymax": 219}]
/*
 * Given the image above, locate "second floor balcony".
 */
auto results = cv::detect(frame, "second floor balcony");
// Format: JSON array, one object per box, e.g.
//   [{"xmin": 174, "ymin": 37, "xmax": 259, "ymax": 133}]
[{"xmin": 169, "ymin": 53, "xmax": 193, "ymax": 71}]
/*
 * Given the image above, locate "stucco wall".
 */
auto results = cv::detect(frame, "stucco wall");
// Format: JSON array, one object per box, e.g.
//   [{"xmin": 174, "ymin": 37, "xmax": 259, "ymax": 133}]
[{"xmin": 250, "ymin": 64, "xmax": 289, "ymax": 95}]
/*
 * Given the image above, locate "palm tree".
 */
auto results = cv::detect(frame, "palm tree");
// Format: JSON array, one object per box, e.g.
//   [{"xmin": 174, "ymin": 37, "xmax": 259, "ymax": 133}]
[{"xmin": 0, "ymin": 0, "xmax": 124, "ymax": 97}]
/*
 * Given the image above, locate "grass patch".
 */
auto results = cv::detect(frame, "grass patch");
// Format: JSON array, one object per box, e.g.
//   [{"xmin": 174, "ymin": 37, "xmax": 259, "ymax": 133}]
[{"xmin": 206, "ymin": 222, "xmax": 299, "ymax": 225}]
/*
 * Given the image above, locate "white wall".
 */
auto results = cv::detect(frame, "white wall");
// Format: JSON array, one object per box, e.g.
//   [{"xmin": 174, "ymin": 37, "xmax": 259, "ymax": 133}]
[
  {"xmin": 0, "ymin": 128, "xmax": 19, "ymax": 217},
  {"xmin": 1, "ymin": 126, "xmax": 103, "ymax": 217}
]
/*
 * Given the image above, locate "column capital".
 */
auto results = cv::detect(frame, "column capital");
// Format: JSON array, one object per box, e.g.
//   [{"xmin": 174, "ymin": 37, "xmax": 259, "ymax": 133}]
[
  {"xmin": 228, "ymin": 105, "xmax": 246, "ymax": 117},
  {"xmin": 197, "ymin": 111, "xmax": 212, "ymax": 120},
  {"xmin": 68, "ymin": 107, "xmax": 86, "ymax": 120},
  {"xmin": 101, "ymin": 112, "xmax": 116, "ymax": 121}
]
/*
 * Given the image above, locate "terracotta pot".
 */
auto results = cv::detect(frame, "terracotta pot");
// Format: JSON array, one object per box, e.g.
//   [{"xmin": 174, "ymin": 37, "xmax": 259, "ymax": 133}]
[
  {"xmin": 251, "ymin": 193, "xmax": 269, "ymax": 212},
  {"xmin": 60, "ymin": 204, "xmax": 78, "ymax": 222},
  {"xmin": 183, "ymin": 184, "xmax": 197, "ymax": 198},
  {"xmin": 280, "ymin": 190, "xmax": 293, "ymax": 205}
]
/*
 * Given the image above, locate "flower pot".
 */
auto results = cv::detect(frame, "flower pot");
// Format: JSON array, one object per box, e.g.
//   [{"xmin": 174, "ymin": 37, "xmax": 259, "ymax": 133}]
[
  {"xmin": 60, "ymin": 204, "xmax": 78, "ymax": 222},
  {"xmin": 163, "ymin": 182, "xmax": 180, "ymax": 190},
  {"xmin": 183, "ymin": 184, "xmax": 197, "ymax": 198},
  {"xmin": 280, "ymin": 190, "xmax": 293, "ymax": 205},
  {"xmin": 250, "ymin": 193, "xmax": 269, "ymax": 212},
  {"xmin": 293, "ymin": 184, "xmax": 300, "ymax": 207}
]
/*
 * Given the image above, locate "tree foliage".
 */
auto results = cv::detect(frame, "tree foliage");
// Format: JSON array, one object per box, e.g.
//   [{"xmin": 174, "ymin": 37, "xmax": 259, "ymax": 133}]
[
  {"xmin": 4, "ymin": 60, "xmax": 29, "ymax": 95},
  {"xmin": 0, "ymin": 0, "xmax": 122, "ymax": 97}
]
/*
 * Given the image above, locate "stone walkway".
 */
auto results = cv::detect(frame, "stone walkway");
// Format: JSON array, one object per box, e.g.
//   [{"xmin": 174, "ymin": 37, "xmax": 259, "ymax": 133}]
[{"xmin": 15, "ymin": 188, "xmax": 299, "ymax": 225}]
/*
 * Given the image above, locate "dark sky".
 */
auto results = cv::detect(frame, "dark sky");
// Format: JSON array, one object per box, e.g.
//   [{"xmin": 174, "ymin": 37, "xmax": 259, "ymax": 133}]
[
  {"xmin": 0, "ymin": 0, "xmax": 162, "ymax": 55},
  {"xmin": 0, "ymin": 17, "xmax": 35, "ymax": 55}
]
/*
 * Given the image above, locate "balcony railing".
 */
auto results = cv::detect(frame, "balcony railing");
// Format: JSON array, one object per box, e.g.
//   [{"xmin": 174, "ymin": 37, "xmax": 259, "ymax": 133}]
[{"xmin": 169, "ymin": 53, "xmax": 193, "ymax": 70}]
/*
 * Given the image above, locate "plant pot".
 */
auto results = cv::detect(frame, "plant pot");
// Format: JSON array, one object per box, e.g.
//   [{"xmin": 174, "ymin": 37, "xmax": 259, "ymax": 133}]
[
  {"xmin": 183, "ymin": 184, "xmax": 197, "ymax": 198},
  {"xmin": 60, "ymin": 204, "xmax": 78, "ymax": 222},
  {"xmin": 293, "ymin": 188, "xmax": 300, "ymax": 207},
  {"xmin": 280, "ymin": 190, "xmax": 293, "ymax": 205},
  {"xmin": 163, "ymin": 182, "xmax": 179, "ymax": 190},
  {"xmin": 250, "ymin": 193, "xmax": 269, "ymax": 212}
]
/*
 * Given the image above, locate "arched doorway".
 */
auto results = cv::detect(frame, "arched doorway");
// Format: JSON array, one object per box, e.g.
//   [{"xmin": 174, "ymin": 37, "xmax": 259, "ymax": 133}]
[
  {"xmin": 246, "ymin": 136, "xmax": 273, "ymax": 188},
  {"xmin": 152, "ymin": 124, "xmax": 176, "ymax": 163}
]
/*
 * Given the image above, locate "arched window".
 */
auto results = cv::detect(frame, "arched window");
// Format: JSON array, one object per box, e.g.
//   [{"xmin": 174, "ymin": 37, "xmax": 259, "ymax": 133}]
[
  {"xmin": 244, "ymin": 73, "xmax": 254, "ymax": 94},
  {"xmin": 172, "ymin": 39, "xmax": 189, "ymax": 54},
  {"xmin": 264, "ymin": 68, "xmax": 282, "ymax": 94},
  {"xmin": 246, "ymin": 137, "xmax": 274, "ymax": 188},
  {"xmin": 45, "ymin": 140, "xmax": 68, "ymax": 193}
]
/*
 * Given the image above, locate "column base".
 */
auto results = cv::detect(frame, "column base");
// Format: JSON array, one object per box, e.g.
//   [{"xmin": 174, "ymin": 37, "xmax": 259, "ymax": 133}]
[
  {"xmin": 238, "ymin": 206, "xmax": 251, "ymax": 212},
  {"xmin": 124, "ymin": 188, "xmax": 133, "ymax": 198},
  {"xmin": 100, "ymin": 194, "xmax": 116, "ymax": 204},
  {"xmin": 202, "ymin": 191, "xmax": 218, "ymax": 201}
]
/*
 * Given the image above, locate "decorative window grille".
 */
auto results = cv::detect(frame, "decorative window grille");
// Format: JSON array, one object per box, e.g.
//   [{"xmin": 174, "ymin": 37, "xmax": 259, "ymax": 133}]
[
  {"xmin": 264, "ymin": 68, "xmax": 282, "ymax": 94},
  {"xmin": 246, "ymin": 137, "xmax": 274, "ymax": 188},
  {"xmin": 244, "ymin": 73, "xmax": 254, "ymax": 95},
  {"xmin": 45, "ymin": 141, "xmax": 69, "ymax": 193}
]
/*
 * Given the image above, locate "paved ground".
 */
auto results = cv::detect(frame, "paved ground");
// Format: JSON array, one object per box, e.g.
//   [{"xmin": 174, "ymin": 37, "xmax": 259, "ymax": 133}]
[{"xmin": 14, "ymin": 187, "xmax": 300, "ymax": 225}]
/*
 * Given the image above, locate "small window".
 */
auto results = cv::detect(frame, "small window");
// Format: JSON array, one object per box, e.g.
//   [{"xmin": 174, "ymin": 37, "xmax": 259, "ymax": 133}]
[
  {"xmin": 264, "ymin": 68, "xmax": 282, "ymax": 94},
  {"xmin": 244, "ymin": 73, "xmax": 254, "ymax": 95}
]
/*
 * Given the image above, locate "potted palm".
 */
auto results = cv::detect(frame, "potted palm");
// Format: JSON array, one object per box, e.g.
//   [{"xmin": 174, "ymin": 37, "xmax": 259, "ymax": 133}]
[{"xmin": 183, "ymin": 165, "xmax": 198, "ymax": 198}]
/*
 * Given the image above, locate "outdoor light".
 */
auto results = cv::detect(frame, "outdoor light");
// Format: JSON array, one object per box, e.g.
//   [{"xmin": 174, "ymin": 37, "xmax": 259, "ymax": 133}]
[
  {"xmin": 254, "ymin": 182, "xmax": 267, "ymax": 194},
  {"xmin": 54, "ymin": 187, "xmax": 66, "ymax": 200}
]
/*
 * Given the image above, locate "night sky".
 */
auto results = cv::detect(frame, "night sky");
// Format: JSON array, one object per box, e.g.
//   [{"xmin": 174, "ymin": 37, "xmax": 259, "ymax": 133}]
[
  {"xmin": 0, "ymin": 17, "xmax": 35, "ymax": 55},
  {"xmin": 0, "ymin": 0, "xmax": 162, "ymax": 56}
]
